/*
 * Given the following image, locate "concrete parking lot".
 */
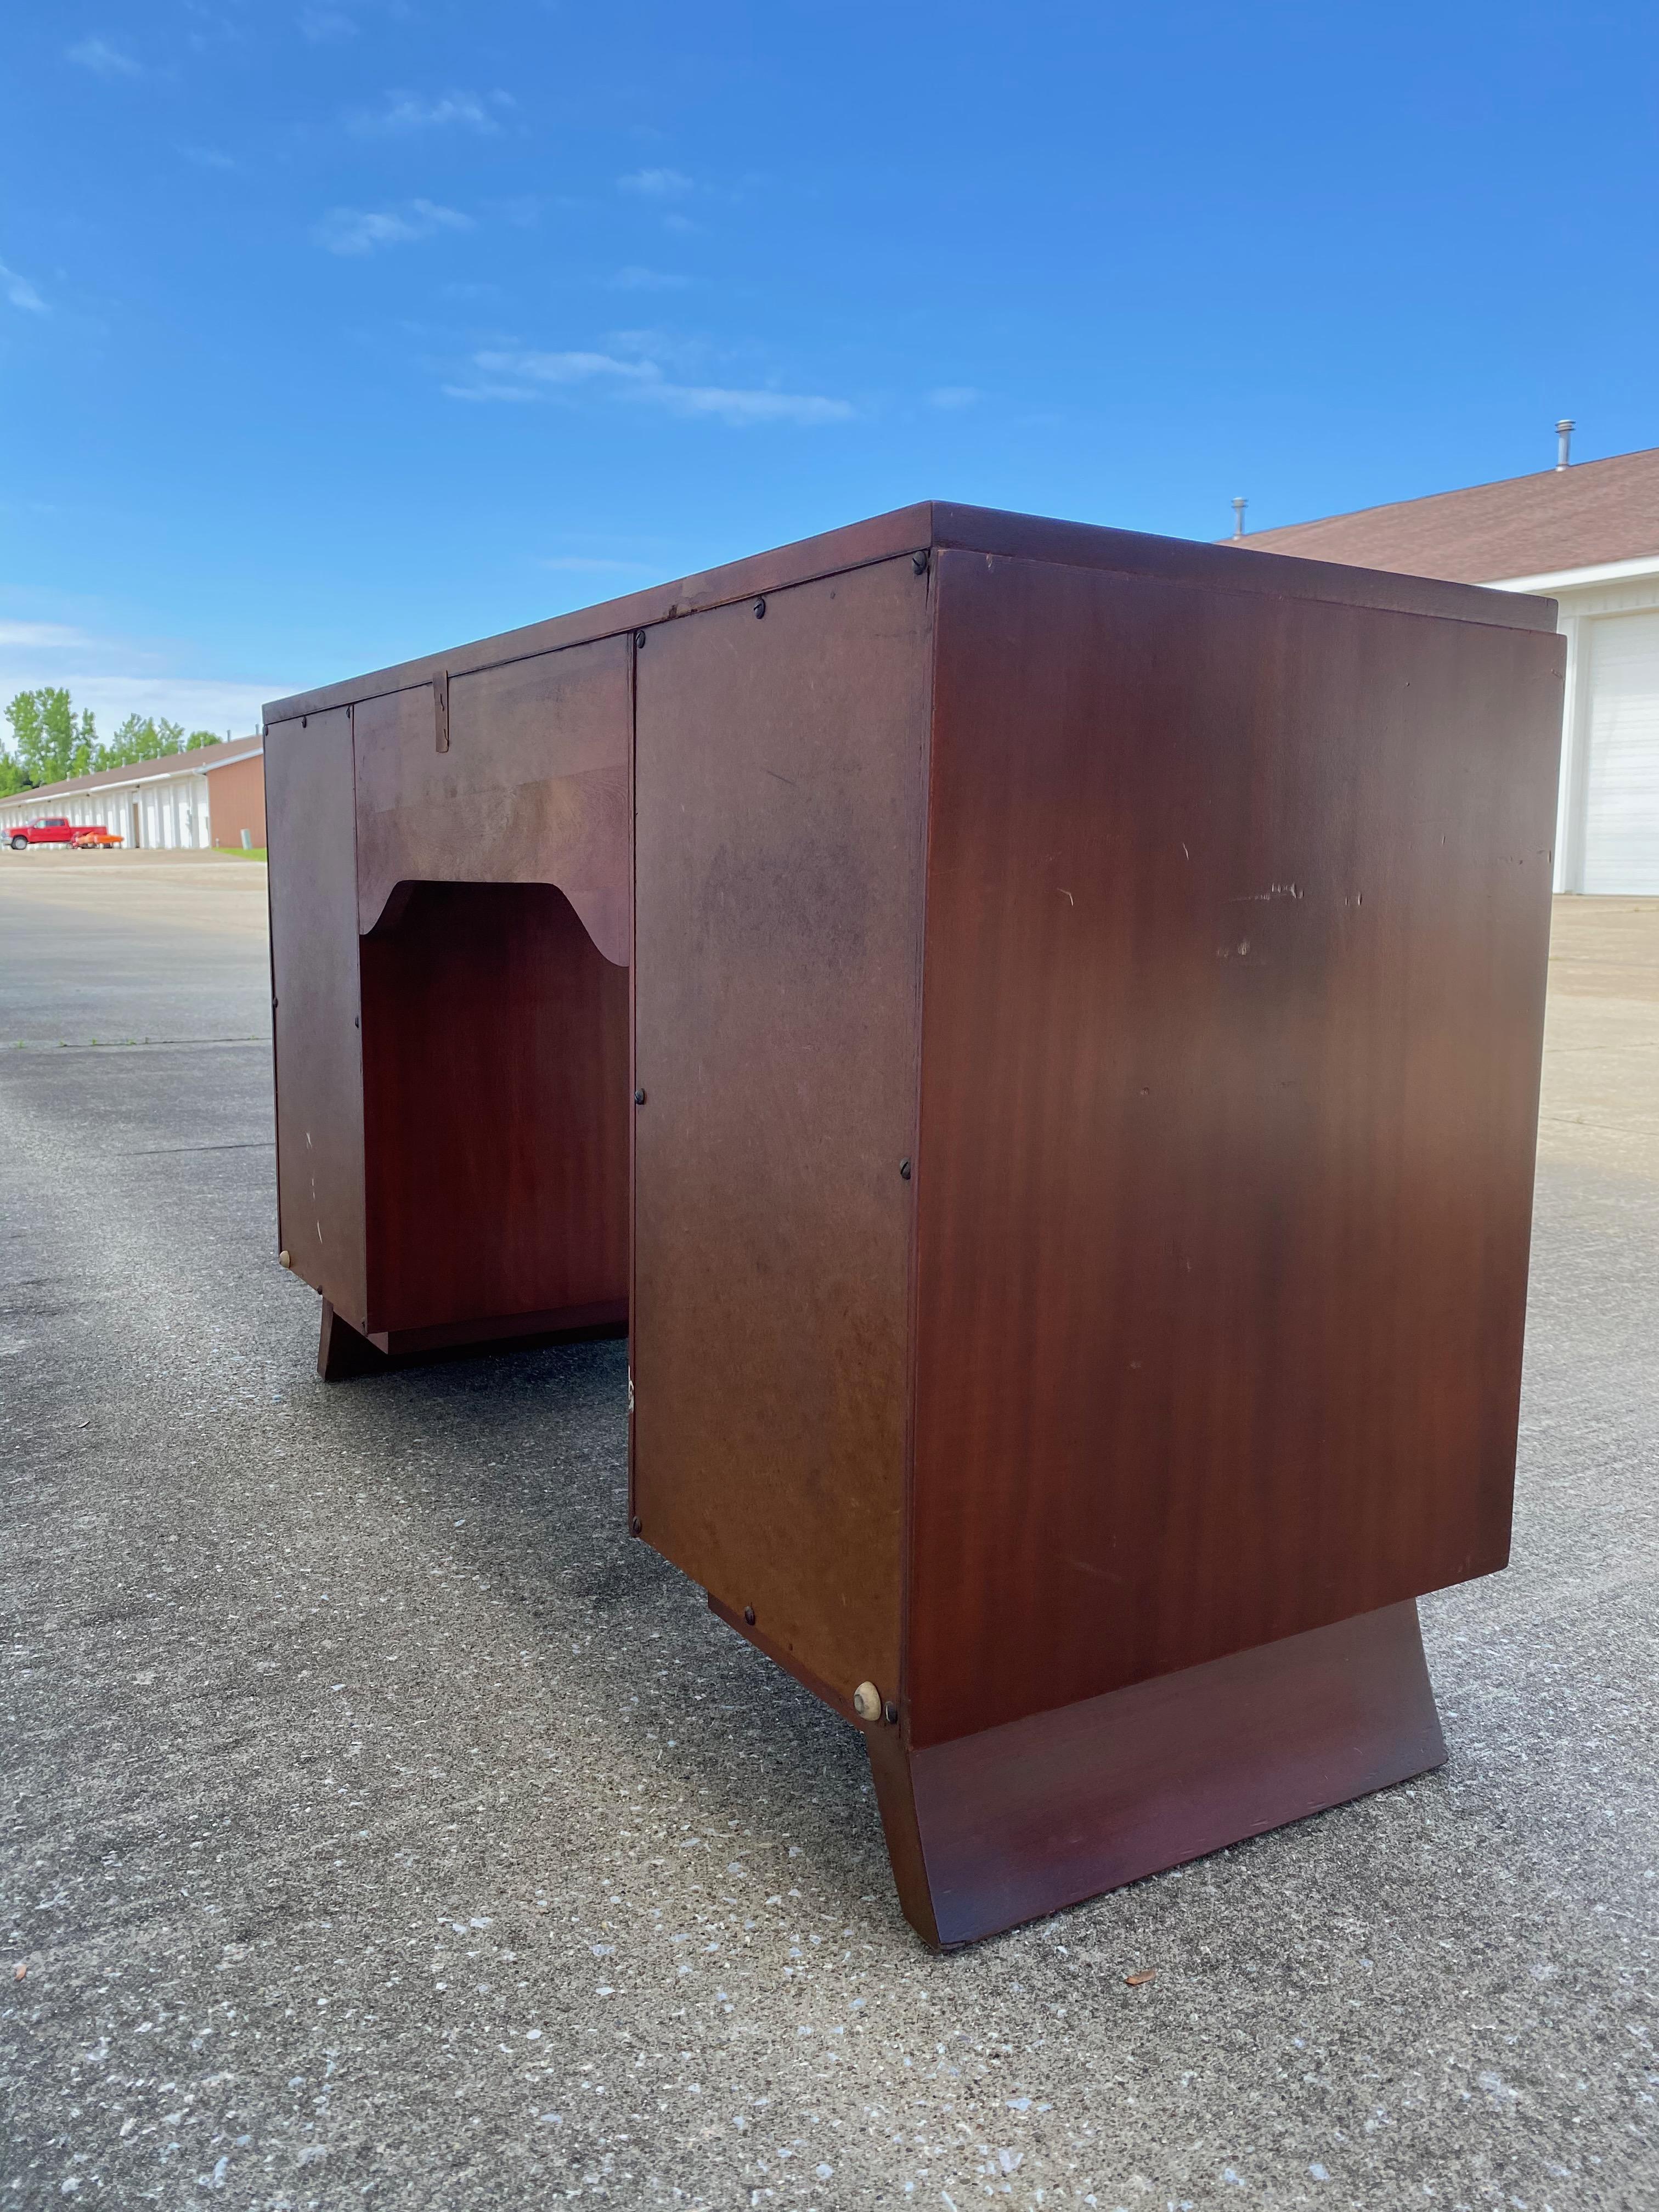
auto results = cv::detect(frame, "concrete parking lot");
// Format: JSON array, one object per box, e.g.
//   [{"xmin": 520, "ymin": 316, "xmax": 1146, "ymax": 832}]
[{"xmin": 2, "ymin": 849, "xmax": 1655, "ymax": 2211}]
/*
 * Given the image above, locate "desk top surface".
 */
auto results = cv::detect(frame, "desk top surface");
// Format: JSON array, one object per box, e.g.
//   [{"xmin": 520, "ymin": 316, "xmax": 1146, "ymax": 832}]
[{"xmin": 264, "ymin": 500, "xmax": 1558, "ymax": 727}]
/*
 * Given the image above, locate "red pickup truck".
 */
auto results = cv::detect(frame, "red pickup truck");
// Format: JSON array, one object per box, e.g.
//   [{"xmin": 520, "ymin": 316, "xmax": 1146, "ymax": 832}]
[{"xmin": 8, "ymin": 817, "xmax": 122, "ymax": 851}]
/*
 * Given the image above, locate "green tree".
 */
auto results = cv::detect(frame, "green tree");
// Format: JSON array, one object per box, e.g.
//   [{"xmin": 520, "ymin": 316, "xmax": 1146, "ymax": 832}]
[
  {"xmin": 94, "ymin": 714, "xmax": 186, "ymax": 771},
  {"xmin": 4, "ymin": 688, "xmax": 97, "ymax": 785},
  {"xmin": 0, "ymin": 751, "xmax": 32, "ymax": 797},
  {"xmin": 184, "ymin": 729, "xmax": 221, "ymax": 751}
]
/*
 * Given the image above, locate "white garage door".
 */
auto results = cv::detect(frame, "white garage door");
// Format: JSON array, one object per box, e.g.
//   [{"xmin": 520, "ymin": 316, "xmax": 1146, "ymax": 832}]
[{"xmin": 1583, "ymin": 610, "xmax": 1659, "ymax": 894}]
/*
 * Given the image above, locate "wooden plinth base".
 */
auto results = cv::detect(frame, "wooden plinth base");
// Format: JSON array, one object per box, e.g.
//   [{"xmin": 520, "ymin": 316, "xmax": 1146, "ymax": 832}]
[
  {"xmin": 866, "ymin": 1601, "xmax": 1445, "ymax": 1948},
  {"xmin": 317, "ymin": 1300, "xmax": 387, "ymax": 1381},
  {"xmin": 316, "ymin": 1298, "xmax": 628, "ymax": 1382}
]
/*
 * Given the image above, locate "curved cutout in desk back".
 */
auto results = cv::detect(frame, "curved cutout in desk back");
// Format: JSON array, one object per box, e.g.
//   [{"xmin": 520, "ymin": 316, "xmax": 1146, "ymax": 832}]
[{"xmin": 352, "ymin": 634, "xmax": 631, "ymax": 966}]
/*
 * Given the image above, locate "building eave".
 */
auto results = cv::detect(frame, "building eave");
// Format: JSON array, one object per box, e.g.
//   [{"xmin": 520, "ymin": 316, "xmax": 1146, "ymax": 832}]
[{"xmin": 1487, "ymin": 552, "xmax": 1659, "ymax": 594}]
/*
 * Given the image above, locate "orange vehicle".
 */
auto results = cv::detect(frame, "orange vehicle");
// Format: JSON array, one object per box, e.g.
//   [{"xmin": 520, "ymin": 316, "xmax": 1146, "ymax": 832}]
[{"xmin": 69, "ymin": 826, "xmax": 123, "ymax": 849}]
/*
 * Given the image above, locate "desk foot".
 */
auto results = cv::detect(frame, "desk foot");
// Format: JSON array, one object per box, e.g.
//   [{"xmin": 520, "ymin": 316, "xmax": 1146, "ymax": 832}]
[
  {"xmin": 317, "ymin": 1300, "xmax": 388, "ymax": 1383},
  {"xmin": 867, "ymin": 1601, "xmax": 1445, "ymax": 1949}
]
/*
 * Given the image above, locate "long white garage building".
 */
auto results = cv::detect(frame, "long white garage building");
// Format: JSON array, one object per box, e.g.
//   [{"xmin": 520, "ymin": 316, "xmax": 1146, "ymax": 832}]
[
  {"xmin": 0, "ymin": 734, "xmax": 266, "ymax": 852},
  {"xmin": 1234, "ymin": 439, "xmax": 1659, "ymax": 894}
]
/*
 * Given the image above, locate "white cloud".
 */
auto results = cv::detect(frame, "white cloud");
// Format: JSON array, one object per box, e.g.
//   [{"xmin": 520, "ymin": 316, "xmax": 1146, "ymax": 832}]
[
  {"xmin": 480, "ymin": 349, "xmax": 655, "ymax": 387},
  {"xmin": 618, "ymin": 167, "xmax": 692, "ymax": 199},
  {"xmin": 12, "ymin": 675, "xmax": 276, "ymax": 735},
  {"xmin": 66, "ymin": 36, "xmax": 143, "ymax": 78},
  {"xmin": 299, "ymin": 5, "xmax": 357, "ymax": 40},
  {"xmin": 928, "ymin": 385, "xmax": 981, "ymax": 410},
  {"xmin": 0, "ymin": 614, "xmax": 288, "ymax": 738},
  {"xmin": 0, "ymin": 622, "xmax": 89, "ymax": 651},
  {"xmin": 313, "ymin": 199, "xmax": 472, "ymax": 256},
  {"xmin": 459, "ymin": 347, "xmax": 853, "ymax": 428},
  {"xmin": 608, "ymin": 267, "xmax": 691, "ymax": 292},
  {"xmin": 443, "ymin": 380, "xmax": 542, "ymax": 403},
  {"xmin": 350, "ymin": 89, "xmax": 511, "ymax": 136},
  {"xmin": 0, "ymin": 262, "xmax": 47, "ymax": 314}
]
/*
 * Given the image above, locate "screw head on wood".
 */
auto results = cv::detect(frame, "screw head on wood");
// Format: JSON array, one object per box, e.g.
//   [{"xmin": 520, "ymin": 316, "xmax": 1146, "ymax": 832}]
[
  {"xmin": 278, "ymin": 1249, "xmax": 292, "ymax": 1269},
  {"xmin": 753, "ymin": 597, "xmax": 766, "ymax": 619},
  {"xmin": 884, "ymin": 1700, "xmax": 899, "ymax": 1725},
  {"xmin": 912, "ymin": 549, "xmax": 930, "ymax": 575},
  {"xmin": 634, "ymin": 629, "xmax": 647, "ymax": 648},
  {"xmin": 630, "ymin": 1515, "xmax": 641, "ymax": 1536},
  {"xmin": 743, "ymin": 1605, "xmax": 756, "ymax": 1626},
  {"xmin": 634, "ymin": 1087, "xmax": 646, "ymax": 1105},
  {"xmin": 853, "ymin": 1680, "xmax": 882, "ymax": 1723},
  {"xmin": 899, "ymin": 1158, "xmax": 912, "ymax": 1181}
]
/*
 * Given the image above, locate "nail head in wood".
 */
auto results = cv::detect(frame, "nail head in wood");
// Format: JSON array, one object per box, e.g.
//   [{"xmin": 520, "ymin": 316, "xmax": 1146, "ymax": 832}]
[
  {"xmin": 634, "ymin": 1087, "xmax": 646, "ymax": 1105},
  {"xmin": 753, "ymin": 597, "xmax": 766, "ymax": 619},
  {"xmin": 743, "ymin": 1605, "xmax": 756, "ymax": 1626},
  {"xmin": 899, "ymin": 1158, "xmax": 912, "ymax": 1180},
  {"xmin": 630, "ymin": 1515, "xmax": 641, "ymax": 1536}
]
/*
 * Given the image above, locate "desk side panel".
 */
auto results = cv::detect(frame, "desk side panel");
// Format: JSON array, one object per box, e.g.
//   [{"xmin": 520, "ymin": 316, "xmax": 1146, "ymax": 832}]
[
  {"xmin": 267, "ymin": 707, "xmax": 367, "ymax": 1326},
  {"xmin": 631, "ymin": 556, "xmax": 932, "ymax": 1711},
  {"xmin": 909, "ymin": 550, "xmax": 1564, "ymax": 1747}
]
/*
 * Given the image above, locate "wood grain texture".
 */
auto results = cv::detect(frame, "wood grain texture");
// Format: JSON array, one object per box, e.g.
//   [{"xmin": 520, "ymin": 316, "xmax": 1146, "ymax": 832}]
[
  {"xmin": 888, "ymin": 1601, "xmax": 1444, "ymax": 1948},
  {"xmin": 906, "ymin": 550, "xmax": 1565, "ymax": 1747},
  {"xmin": 266, "ymin": 707, "xmax": 368, "ymax": 1325},
  {"xmin": 352, "ymin": 640, "xmax": 631, "ymax": 963},
  {"xmin": 368, "ymin": 1304, "xmax": 625, "ymax": 1357},
  {"xmin": 631, "ymin": 556, "xmax": 932, "ymax": 1710},
  {"xmin": 359, "ymin": 881, "xmax": 628, "ymax": 1337}
]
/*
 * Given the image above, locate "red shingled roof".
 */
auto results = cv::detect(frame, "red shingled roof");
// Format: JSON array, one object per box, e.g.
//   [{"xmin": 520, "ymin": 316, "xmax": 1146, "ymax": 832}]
[{"xmin": 1228, "ymin": 445, "xmax": 1659, "ymax": 583}]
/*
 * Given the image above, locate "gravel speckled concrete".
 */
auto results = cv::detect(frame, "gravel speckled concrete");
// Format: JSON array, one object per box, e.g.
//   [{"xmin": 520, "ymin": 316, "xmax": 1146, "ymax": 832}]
[{"xmin": 2, "ymin": 860, "xmax": 1655, "ymax": 2211}]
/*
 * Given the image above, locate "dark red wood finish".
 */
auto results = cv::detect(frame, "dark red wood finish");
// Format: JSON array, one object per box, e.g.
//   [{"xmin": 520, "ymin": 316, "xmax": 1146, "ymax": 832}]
[
  {"xmin": 870, "ymin": 1600, "xmax": 1446, "ymax": 1948},
  {"xmin": 353, "ymin": 639, "xmax": 631, "ymax": 963},
  {"xmin": 268, "ymin": 641, "xmax": 633, "ymax": 1359},
  {"xmin": 267, "ymin": 506, "xmax": 1563, "ymax": 1947},
  {"xmin": 907, "ymin": 550, "xmax": 1565, "ymax": 1748},
  {"xmin": 317, "ymin": 1299, "xmax": 385, "ymax": 1381},
  {"xmin": 630, "ymin": 556, "xmax": 933, "ymax": 1712},
  {"xmin": 359, "ymin": 882, "xmax": 628, "ymax": 1339},
  {"xmin": 267, "ymin": 706, "xmax": 366, "ymax": 1325}
]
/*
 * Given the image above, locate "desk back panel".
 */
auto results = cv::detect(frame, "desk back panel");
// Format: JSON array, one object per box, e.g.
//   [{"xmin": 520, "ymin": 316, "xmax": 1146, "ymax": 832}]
[
  {"xmin": 631, "ymin": 555, "xmax": 933, "ymax": 1710},
  {"xmin": 352, "ymin": 638, "xmax": 632, "ymax": 964},
  {"xmin": 906, "ymin": 551, "xmax": 1565, "ymax": 1747},
  {"xmin": 267, "ymin": 704, "xmax": 368, "ymax": 1327}
]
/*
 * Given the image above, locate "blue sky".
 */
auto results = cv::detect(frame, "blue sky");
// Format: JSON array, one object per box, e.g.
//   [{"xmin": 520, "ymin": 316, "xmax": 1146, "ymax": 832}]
[{"xmin": 4, "ymin": 1, "xmax": 1655, "ymax": 736}]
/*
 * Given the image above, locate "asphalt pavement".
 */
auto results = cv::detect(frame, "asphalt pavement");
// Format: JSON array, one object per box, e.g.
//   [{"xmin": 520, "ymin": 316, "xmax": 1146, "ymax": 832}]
[{"xmin": 2, "ymin": 851, "xmax": 1655, "ymax": 2211}]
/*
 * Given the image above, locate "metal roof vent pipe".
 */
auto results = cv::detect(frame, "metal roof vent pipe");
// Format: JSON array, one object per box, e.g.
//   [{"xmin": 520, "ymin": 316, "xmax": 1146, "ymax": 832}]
[
  {"xmin": 1232, "ymin": 495, "xmax": 1247, "ymax": 539},
  {"xmin": 1556, "ymin": 419, "xmax": 1575, "ymax": 470}
]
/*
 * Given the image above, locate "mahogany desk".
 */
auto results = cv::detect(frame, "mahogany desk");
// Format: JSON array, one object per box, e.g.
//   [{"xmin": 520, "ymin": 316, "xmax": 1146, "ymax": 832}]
[{"xmin": 264, "ymin": 504, "xmax": 1565, "ymax": 1946}]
